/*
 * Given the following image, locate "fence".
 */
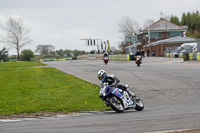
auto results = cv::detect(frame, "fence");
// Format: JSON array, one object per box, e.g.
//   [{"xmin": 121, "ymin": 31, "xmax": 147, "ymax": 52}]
[{"xmin": 77, "ymin": 54, "xmax": 130, "ymax": 61}]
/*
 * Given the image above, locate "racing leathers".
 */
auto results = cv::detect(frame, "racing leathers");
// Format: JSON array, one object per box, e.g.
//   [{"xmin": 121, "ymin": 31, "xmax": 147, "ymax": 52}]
[
  {"xmin": 100, "ymin": 74, "xmax": 134, "ymax": 98},
  {"xmin": 103, "ymin": 53, "xmax": 109, "ymax": 57}
]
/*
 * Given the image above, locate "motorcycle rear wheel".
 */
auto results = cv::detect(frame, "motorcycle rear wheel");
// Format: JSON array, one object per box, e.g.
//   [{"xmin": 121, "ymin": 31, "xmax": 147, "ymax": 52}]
[{"xmin": 107, "ymin": 96, "xmax": 124, "ymax": 113}]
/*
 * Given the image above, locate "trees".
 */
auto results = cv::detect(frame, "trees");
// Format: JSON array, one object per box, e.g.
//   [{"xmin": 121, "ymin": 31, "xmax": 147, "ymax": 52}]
[
  {"xmin": 63, "ymin": 49, "xmax": 72, "ymax": 57},
  {"xmin": 170, "ymin": 15, "xmax": 180, "ymax": 26},
  {"xmin": 170, "ymin": 10, "xmax": 200, "ymax": 38},
  {"xmin": 118, "ymin": 16, "xmax": 139, "ymax": 37},
  {"xmin": 52, "ymin": 49, "xmax": 85, "ymax": 57},
  {"xmin": 143, "ymin": 19, "xmax": 155, "ymax": 29},
  {"xmin": 20, "ymin": 49, "xmax": 34, "ymax": 61},
  {"xmin": 0, "ymin": 18, "xmax": 32, "ymax": 61},
  {"xmin": 35, "ymin": 44, "xmax": 55, "ymax": 56},
  {"xmin": 56, "ymin": 49, "xmax": 64, "ymax": 57},
  {"xmin": 183, "ymin": 11, "xmax": 200, "ymax": 38},
  {"xmin": 49, "ymin": 51, "xmax": 56, "ymax": 57},
  {"xmin": 73, "ymin": 49, "xmax": 84, "ymax": 56}
]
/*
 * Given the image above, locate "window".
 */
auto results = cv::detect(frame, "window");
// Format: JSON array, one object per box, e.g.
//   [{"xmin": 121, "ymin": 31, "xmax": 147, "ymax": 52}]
[
  {"xmin": 168, "ymin": 31, "xmax": 181, "ymax": 38},
  {"xmin": 150, "ymin": 32, "xmax": 161, "ymax": 38},
  {"xmin": 126, "ymin": 37, "xmax": 131, "ymax": 42}
]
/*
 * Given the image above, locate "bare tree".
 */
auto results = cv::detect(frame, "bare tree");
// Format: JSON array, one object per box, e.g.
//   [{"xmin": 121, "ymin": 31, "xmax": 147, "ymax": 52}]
[
  {"xmin": 35, "ymin": 44, "xmax": 55, "ymax": 56},
  {"xmin": 118, "ymin": 16, "xmax": 139, "ymax": 38},
  {"xmin": 143, "ymin": 19, "xmax": 155, "ymax": 29},
  {"xmin": 0, "ymin": 18, "xmax": 32, "ymax": 60}
]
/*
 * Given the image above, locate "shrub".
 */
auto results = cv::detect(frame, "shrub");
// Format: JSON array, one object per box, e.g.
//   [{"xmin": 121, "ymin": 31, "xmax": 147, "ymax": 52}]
[{"xmin": 20, "ymin": 49, "xmax": 34, "ymax": 61}]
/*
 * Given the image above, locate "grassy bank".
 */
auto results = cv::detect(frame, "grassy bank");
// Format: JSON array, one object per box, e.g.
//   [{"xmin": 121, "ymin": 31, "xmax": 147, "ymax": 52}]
[{"xmin": 0, "ymin": 62, "xmax": 107, "ymax": 116}]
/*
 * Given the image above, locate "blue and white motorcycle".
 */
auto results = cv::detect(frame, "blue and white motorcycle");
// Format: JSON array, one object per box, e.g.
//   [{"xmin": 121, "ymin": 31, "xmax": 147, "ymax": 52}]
[{"xmin": 99, "ymin": 83, "xmax": 144, "ymax": 113}]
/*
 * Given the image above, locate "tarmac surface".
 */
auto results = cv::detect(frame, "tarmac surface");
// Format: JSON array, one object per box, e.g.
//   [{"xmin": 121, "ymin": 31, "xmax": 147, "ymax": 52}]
[{"xmin": 1, "ymin": 57, "xmax": 200, "ymax": 133}]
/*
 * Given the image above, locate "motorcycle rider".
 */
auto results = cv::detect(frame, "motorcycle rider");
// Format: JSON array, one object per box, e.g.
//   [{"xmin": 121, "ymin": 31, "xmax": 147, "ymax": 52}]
[
  {"xmin": 135, "ymin": 50, "xmax": 142, "ymax": 61},
  {"xmin": 103, "ymin": 52, "xmax": 109, "ymax": 58},
  {"xmin": 135, "ymin": 50, "xmax": 142, "ymax": 56},
  {"xmin": 97, "ymin": 70, "xmax": 135, "ymax": 98}
]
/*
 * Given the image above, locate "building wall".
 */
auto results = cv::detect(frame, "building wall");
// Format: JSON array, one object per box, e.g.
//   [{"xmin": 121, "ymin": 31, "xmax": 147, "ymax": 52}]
[
  {"xmin": 144, "ymin": 43, "xmax": 183, "ymax": 57},
  {"xmin": 162, "ymin": 32, "xmax": 168, "ymax": 39},
  {"xmin": 143, "ymin": 32, "xmax": 171, "ymax": 46},
  {"xmin": 121, "ymin": 42, "xmax": 132, "ymax": 54}
]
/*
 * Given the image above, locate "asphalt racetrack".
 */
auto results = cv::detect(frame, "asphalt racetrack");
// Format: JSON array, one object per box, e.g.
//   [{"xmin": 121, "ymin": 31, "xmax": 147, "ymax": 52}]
[{"xmin": 1, "ymin": 57, "xmax": 200, "ymax": 133}]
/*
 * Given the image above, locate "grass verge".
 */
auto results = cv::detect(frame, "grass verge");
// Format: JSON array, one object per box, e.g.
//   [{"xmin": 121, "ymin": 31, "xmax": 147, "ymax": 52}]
[{"xmin": 0, "ymin": 62, "xmax": 108, "ymax": 117}]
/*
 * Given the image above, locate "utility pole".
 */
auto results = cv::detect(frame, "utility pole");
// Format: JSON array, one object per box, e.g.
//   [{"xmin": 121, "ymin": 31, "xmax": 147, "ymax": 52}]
[{"xmin": 148, "ymin": 25, "xmax": 150, "ymax": 44}]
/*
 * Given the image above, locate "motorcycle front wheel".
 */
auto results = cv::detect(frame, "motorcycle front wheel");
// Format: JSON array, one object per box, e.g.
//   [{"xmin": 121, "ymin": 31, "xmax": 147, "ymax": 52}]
[
  {"xmin": 133, "ymin": 97, "xmax": 144, "ymax": 111},
  {"xmin": 107, "ymin": 96, "xmax": 124, "ymax": 113}
]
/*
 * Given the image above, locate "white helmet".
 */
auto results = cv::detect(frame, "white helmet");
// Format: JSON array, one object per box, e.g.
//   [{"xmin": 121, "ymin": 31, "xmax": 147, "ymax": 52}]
[{"xmin": 97, "ymin": 70, "xmax": 107, "ymax": 82}]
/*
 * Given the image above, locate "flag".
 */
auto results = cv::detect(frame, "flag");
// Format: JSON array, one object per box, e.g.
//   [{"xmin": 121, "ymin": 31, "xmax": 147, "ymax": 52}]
[
  {"xmin": 107, "ymin": 40, "xmax": 110, "ymax": 52},
  {"xmin": 101, "ymin": 42, "xmax": 103, "ymax": 52},
  {"xmin": 104, "ymin": 41, "xmax": 106, "ymax": 52}
]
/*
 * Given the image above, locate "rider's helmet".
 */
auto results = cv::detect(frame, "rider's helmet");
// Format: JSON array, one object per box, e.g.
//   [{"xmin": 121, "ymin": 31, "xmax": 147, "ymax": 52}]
[{"xmin": 97, "ymin": 70, "xmax": 107, "ymax": 82}]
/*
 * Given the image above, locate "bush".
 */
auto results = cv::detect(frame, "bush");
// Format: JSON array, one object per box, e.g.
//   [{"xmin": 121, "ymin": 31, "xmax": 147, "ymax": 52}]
[{"xmin": 20, "ymin": 49, "xmax": 34, "ymax": 61}]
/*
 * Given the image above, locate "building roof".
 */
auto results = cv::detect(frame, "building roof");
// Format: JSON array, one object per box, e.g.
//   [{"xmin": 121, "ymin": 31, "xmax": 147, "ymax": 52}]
[
  {"xmin": 143, "ymin": 19, "xmax": 187, "ymax": 32},
  {"xmin": 144, "ymin": 36, "xmax": 197, "ymax": 47}
]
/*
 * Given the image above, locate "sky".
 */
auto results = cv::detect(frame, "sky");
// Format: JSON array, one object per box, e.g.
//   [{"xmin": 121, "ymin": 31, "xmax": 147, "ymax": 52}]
[{"xmin": 0, "ymin": 0, "xmax": 199, "ymax": 55}]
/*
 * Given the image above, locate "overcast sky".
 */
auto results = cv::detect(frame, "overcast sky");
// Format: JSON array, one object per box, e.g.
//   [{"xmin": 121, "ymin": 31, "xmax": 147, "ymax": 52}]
[{"xmin": 0, "ymin": 0, "xmax": 199, "ymax": 55}]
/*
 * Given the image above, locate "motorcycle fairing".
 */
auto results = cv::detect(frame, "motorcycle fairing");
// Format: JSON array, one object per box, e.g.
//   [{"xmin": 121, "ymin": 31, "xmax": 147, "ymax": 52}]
[
  {"xmin": 112, "ymin": 88, "xmax": 134, "ymax": 109},
  {"xmin": 112, "ymin": 88, "xmax": 123, "ymax": 97}
]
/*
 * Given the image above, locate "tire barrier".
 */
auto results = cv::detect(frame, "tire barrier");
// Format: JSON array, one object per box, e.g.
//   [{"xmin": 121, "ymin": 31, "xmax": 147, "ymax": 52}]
[
  {"xmin": 165, "ymin": 53, "xmax": 200, "ymax": 61},
  {"xmin": 165, "ymin": 53, "xmax": 183, "ymax": 58},
  {"xmin": 179, "ymin": 53, "xmax": 183, "ymax": 58},
  {"xmin": 184, "ymin": 53, "xmax": 200, "ymax": 61},
  {"xmin": 198, "ymin": 53, "xmax": 200, "ymax": 61},
  {"xmin": 109, "ymin": 54, "xmax": 130, "ymax": 61}
]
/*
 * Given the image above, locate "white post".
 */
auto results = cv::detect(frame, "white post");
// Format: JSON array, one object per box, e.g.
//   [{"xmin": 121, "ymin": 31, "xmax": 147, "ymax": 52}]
[{"xmin": 148, "ymin": 26, "xmax": 150, "ymax": 44}]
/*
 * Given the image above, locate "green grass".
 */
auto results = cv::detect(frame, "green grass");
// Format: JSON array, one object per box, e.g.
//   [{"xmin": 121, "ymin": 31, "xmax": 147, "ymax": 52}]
[
  {"xmin": 0, "ymin": 61, "xmax": 47, "ymax": 68},
  {"xmin": 0, "ymin": 62, "xmax": 108, "ymax": 115}
]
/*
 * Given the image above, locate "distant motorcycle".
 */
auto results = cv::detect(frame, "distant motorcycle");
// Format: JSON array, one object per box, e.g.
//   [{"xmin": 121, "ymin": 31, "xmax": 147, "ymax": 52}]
[
  {"xmin": 99, "ymin": 83, "xmax": 144, "ymax": 113},
  {"xmin": 103, "ymin": 57, "xmax": 109, "ymax": 65},
  {"xmin": 135, "ymin": 55, "xmax": 142, "ymax": 67}
]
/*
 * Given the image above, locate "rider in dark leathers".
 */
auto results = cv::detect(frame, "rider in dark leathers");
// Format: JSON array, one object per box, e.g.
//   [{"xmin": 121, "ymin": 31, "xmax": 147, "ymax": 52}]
[
  {"xmin": 135, "ymin": 50, "xmax": 141, "ymax": 56},
  {"xmin": 103, "ymin": 52, "xmax": 109, "ymax": 57},
  {"xmin": 98, "ymin": 70, "xmax": 134, "ymax": 98}
]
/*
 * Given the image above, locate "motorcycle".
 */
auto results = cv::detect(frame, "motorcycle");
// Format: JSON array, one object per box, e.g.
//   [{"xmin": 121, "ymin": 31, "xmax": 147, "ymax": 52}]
[
  {"xmin": 135, "ymin": 55, "xmax": 142, "ymax": 67},
  {"xmin": 103, "ymin": 56, "xmax": 109, "ymax": 65},
  {"xmin": 99, "ymin": 83, "xmax": 144, "ymax": 113}
]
